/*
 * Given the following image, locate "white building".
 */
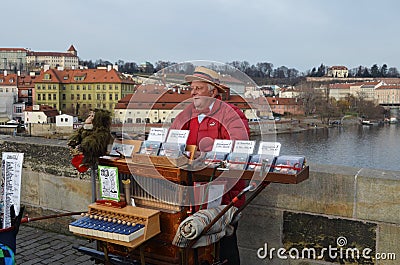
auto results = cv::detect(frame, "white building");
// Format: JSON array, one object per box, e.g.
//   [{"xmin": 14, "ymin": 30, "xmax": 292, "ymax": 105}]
[
  {"xmin": 24, "ymin": 105, "xmax": 58, "ymax": 124},
  {"xmin": 56, "ymin": 114, "xmax": 74, "ymax": 127},
  {"xmin": 26, "ymin": 45, "xmax": 79, "ymax": 70},
  {"xmin": 0, "ymin": 72, "xmax": 18, "ymax": 122}
]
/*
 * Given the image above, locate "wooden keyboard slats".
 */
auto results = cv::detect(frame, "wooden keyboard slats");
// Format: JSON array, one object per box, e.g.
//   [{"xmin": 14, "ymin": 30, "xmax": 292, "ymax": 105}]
[{"xmin": 69, "ymin": 204, "xmax": 160, "ymax": 248}]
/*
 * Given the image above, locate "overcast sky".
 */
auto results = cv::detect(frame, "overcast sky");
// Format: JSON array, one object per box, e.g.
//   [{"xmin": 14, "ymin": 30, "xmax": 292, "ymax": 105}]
[{"xmin": 3, "ymin": 0, "xmax": 400, "ymax": 73}]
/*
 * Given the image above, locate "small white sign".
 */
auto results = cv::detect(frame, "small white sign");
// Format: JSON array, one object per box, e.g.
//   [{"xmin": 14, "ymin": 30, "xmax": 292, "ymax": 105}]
[
  {"xmin": 98, "ymin": 165, "xmax": 120, "ymax": 201},
  {"xmin": 257, "ymin": 142, "xmax": 281, "ymax": 155},
  {"xmin": 212, "ymin": 139, "xmax": 233, "ymax": 153},
  {"xmin": 1, "ymin": 152, "xmax": 24, "ymax": 228},
  {"xmin": 148, "ymin": 127, "xmax": 168, "ymax": 142},
  {"xmin": 167, "ymin": 129, "xmax": 190, "ymax": 144},
  {"xmin": 233, "ymin": 140, "xmax": 256, "ymax": 154}
]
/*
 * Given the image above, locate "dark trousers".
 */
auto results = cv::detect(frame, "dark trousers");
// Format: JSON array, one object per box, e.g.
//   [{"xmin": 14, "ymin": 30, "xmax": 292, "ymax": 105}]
[{"xmin": 219, "ymin": 223, "xmax": 240, "ymax": 265}]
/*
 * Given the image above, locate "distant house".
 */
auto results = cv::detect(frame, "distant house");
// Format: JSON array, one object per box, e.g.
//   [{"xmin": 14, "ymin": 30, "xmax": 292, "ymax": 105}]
[
  {"xmin": 266, "ymin": 97, "xmax": 304, "ymax": 116},
  {"xmin": 56, "ymin": 114, "xmax": 74, "ymax": 127},
  {"xmin": 24, "ymin": 105, "xmax": 59, "ymax": 124},
  {"xmin": 279, "ymin": 86, "xmax": 300, "ymax": 98},
  {"xmin": 327, "ymin": 66, "xmax": 349, "ymax": 78}
]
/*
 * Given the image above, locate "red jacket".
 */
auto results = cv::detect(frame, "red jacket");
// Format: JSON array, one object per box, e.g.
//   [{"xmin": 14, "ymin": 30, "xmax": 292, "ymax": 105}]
[{"xmin": 170, "ymin": 98, "xmax": 250, "ymax": 208}]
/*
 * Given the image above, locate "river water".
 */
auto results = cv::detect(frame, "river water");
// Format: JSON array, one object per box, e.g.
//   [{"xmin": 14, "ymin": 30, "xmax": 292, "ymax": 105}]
[{"xmin": 267, "ymin": 124, "xmax": 400, "ymax": 171}]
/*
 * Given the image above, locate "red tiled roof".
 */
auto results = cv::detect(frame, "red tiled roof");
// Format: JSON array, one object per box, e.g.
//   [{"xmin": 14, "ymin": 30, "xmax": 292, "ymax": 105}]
[
  {"xmin": 0, "ymin": 48, "xmax": 28, "ymax": 52},
  {"xmin": 376, "ymin": 85, "xmax": 400, "ymax": 90},
  {"xmin": 0, "ymin": 74, "xmax": 18, "ymax": 85},
  {"xmin": 24, "ymin": 105, "xmax": 59, "ymax": 117},
  {"xmin": 17, "ymin": 75, "xmax": 36, "ymax": 88},
  {"xmin": 35, "ymin": 68, "xmax": 136, "ymax": 84},
  {"xmin": 267, "ymin": 97, "xmax": 301, "ymax": 105},
  {"xmin": 329, "ymin": 66, "xmax": 348, "ymax": 70},
  {"xmin": 329, "ymin": 83, "xmax": 352, "ymax": 89},
  {"xmin": 67, "ymin": 45, "xmax": 76, "ymax": 52},
  {"xmin": 27, "ymin": 51, "xmax": 77, "ymax": 57}
]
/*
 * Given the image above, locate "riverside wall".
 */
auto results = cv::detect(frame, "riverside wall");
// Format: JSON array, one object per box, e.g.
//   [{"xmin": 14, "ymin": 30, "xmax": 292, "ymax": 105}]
[{"xmin": 0, "ymin": 139, "xmax": 399, "ymax": 265}]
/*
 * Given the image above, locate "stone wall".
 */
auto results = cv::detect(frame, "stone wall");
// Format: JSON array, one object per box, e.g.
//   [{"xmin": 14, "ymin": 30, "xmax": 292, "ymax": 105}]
[
  {"xmin": 238, "ymin": 164, "xmax": 400, "ymax": 265},
  {"xmin": 0, "ymin": 139, "xmax": 399, "ymax": 264}
]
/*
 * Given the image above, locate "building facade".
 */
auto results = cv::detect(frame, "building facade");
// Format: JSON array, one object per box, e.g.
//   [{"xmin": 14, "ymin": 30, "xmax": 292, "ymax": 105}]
[
  {"xmin": 0, "ymin": 48, "xmax": 28, "ymax": 72},
  {"xmin": 327, "ymin": 66, "xmax": 349, "ymax": 78},
  {"xmin": 26, "ymin": 45, "xmax": 79, "ymax": 70},
  {"xmin": 34, "ymin": 67, "xmax": 136, "ymax": 117},
  {"xmin": 0, "ymin": 72, "xmax": 18, "ymax": 122},
  {"xmin": 24, "ymin": 105, "xmax": 59, "ymax": 124},
  {"xmin": 375, "ymin": 85, "xmax": 400, "ymax": 106}
]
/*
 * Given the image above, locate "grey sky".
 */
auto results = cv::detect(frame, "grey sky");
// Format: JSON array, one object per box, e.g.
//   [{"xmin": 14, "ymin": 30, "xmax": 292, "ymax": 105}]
[{"xmin": 4, "ymin": 0, "xmax": 400, "ymax": 72}]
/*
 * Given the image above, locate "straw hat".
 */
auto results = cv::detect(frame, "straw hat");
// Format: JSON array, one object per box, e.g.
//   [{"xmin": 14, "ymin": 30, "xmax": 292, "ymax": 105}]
[{"xmin": 185, "ymin": 66, "xmax": 227, "ymax": 93}]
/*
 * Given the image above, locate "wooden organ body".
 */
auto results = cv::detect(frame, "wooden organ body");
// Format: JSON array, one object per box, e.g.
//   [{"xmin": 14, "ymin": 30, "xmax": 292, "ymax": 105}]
[{"xmin": 71, "ymin": 156, "xmax": 309, "ymax": 265}]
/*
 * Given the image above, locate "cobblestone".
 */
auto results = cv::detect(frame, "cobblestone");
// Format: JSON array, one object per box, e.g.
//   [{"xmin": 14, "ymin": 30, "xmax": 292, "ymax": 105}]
[{"xmin": 16, "ymin": 225, "xmax": 96, "ymax": 265}]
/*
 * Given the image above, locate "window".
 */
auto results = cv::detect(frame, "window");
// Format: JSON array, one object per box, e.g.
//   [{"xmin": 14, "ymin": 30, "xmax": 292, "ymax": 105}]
[
  {"xmin": 77, "ymin": 94, "xmax": 80, "ymax": 100},
  {"xmin": 102, "ymin": 85, "xmax": 106, "ymax": 90},
  {"xmin": 102, "ymin": 94, "xmax": 106, "ymax": 100},
  {"xmin": 71, "ymin": 94, "xmax": 74, "ymax": 100},
  {"xmin": 15, "ymin": 106, "xmax": 23, "ymax": 113},
  {"xmin": 88, "ymin": 94, "xmax": 92, "ymax": 100},
  {"xmin": 96, "ymin": 85, "xmax": 100, "ymax": 90},
  {"xmin": 97, "ymin": 94, "xmax": 100, "ymax": 100},
  {"xmin": 83, "ymin": 94, "xmax": 86, "ymax": 100},
  {"xmin": 53, "ymin": 94, "xmax": 56, "ymax": 100},
  {"xmin": 62, "ymin": 94, "xmax": 66, "ymax": 100},
  {"xmin": 109, "ymin": 94, "xmax": 112, "ymax": 100},
  {"xmin": 115, "ymin": 94, "xmax": 118, "ymax": 100}
]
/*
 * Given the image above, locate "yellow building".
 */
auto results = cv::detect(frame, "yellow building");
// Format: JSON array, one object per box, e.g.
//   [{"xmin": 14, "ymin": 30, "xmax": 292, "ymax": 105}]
[{"xmin": 34, "ymin": 67, "xmax": 136, "ymax": 118}]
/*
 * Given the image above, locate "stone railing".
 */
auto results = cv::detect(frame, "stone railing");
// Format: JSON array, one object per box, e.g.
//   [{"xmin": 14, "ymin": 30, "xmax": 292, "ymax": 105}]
[{"xmin": 1, "ymin": 139, "xmax": 399, "ymax": 264}]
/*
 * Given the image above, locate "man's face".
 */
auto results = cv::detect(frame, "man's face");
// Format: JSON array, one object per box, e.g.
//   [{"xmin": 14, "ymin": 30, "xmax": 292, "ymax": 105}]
[
  {"xmin": 190, "ymin": 80, "xmax": 217, "ymax": 110},
  {"xmin": 85, "ymin": 111, "xmax": 95, "ymax": 124}
]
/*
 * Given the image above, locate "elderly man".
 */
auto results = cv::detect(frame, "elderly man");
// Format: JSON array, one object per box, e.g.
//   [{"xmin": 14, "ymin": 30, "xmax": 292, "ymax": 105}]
[{"xmin": 170, "ymin": 66, "xmax": 249, "ymax": 265}]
